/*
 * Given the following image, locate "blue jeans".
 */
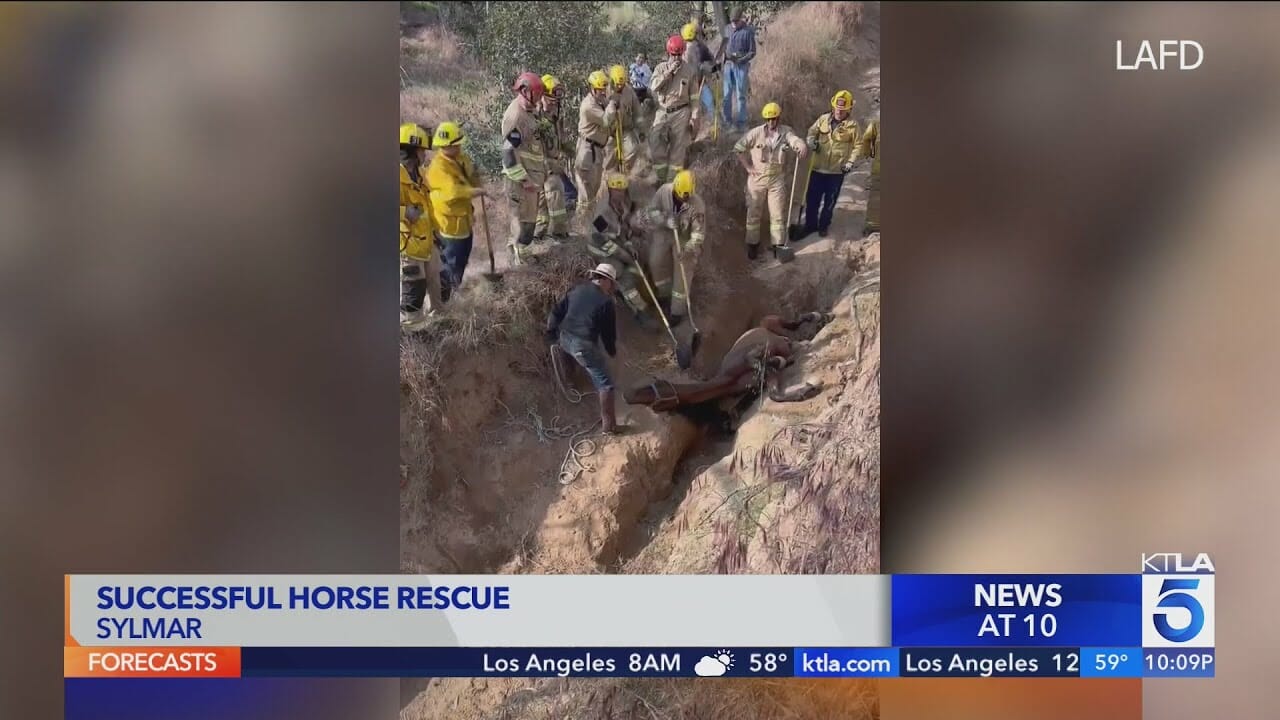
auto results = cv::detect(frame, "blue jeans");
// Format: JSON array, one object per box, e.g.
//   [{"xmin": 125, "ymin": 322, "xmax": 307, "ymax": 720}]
[
  {"xmin": 803, "ymin": 171, "xmax": 845, "ymax": 233},
  {"xmin": 722, "ymin": 61, "xmax": 750, "ymax": 129},
  {"xmin": 437, "ymin": 234, "xmax": 473, "ymax": 294},
  {"xmin": 560, "ymin": 334, "xmax": 613, "ymax": 391},
  {"xmin": 700, "ymin": 85, "xmax": 714, "ymax": 116}
]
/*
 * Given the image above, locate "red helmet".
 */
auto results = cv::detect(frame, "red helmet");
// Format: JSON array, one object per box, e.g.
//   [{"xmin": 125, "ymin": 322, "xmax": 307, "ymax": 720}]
[
  {"xmin": 512, "ymin": 71, "xmax": 544, "ymax": 101},
  {"xmin": 666, "ymin": 35, "xmax": 686, "ymax": 55}
]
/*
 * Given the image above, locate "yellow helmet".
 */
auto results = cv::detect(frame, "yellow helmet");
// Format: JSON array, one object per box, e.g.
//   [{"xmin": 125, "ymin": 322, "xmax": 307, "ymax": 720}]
[
  {"xmin": 541, "ymin": 74, "xmax": 560, "ymax": 96},
  {"xmin": 606, "ymin": 172, "xmax": 629, "ymax": 190},
  {"xmin": 761, "ymin": 102, "xmax": 781, "ymax": 120},
  {"xmin": 672, "ymin": 170, "xmax": 695, "ymax": 199},
  {"xmin": 681, "ymin": 22, "xmax": 698, "ymax": 41},
  {"xmin": 831, "ymin": 90, "xmax": 854, "ymax": 111},
  {"xmin": 434, "ymin": 121, "xmax": 464, "ymax": 147},
  {"xmin": 608, "ymin": 64, "xmax": 627, "ymax": 88},
  {"xmin": 588, "ymin": 70, "xmax": 609, "ymax": 90},
  {"xmin": 399, "ymin": 122, "xmax": 430, "ymax": 148}
]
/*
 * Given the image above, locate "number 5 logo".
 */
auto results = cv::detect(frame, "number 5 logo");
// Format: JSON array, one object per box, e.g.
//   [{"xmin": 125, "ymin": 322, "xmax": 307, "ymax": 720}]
[{"xmin": 1153, "ymin": 579, "xmax": 1204, "ymax": 643}]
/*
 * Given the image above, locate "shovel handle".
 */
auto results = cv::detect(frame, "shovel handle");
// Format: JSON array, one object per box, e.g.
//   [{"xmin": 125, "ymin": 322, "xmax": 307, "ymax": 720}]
[
  {"xmin": 479, "ymin": 194, "xmax": 496, "ymax": 272},
  {"xmin": 632, "ymin": 259, "xmax": 680, "ymax": 346},
  {"xmin": 671, "ymin": 228, "xmax": 698, "ymax": 331}
]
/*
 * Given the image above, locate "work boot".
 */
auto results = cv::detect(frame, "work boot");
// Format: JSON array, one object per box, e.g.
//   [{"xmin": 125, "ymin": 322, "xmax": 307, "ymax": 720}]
[
  {"xmin": 552, "ymin": 231, "xmax": 571, "ymax": 243},
  {"xmin": 747, "ymin": 243, "xmax": 759, "ymax": 260},
  {"xmin": 599, "ymin": 389, "xmax": 620, "ymax": 435},
  {"xmin": 400, "ymin": 309, "xmax": 433, "ymax": 333},
  {"xmin": 818, "ymin": 227, "xmax": 829, "ymax": 238}
]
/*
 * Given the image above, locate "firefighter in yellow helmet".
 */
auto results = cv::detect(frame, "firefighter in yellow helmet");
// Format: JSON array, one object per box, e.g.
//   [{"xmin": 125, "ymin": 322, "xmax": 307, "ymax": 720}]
[
  {"xmin": 534, "ymin": 73, "xmax": 572, "ymax": 242},
  {"xmin": 587, "ymin": 172, "xmax": 654, "ymax": 325},
  {"xmin": 575, "ymin": 69, "xmax": 620, "ymax": 224},
  {"xmin": 400, "ymin": 122, "xmax": 441, "ymax": 329},
  {"xmin": 642, "ymin": 169, "xmax": 706, "ymax": 324},
  {"xmin": 798, "ymin": 90, "xmax": 863, "ymax": 239},
  {"xmin": 734, "ymin": 102, "xmax": 808, "ymax": 259},
  {"xmin": 502, "ymin": 72, "xmax": 548, "ymax": 265},
  {"xmin": 860, "ymin": 115, "xmax": 880, "ymax": 235},
  {"xmin": 605, "ymin": 64, "xmax": 641, "ymax": 175},
  {"xmin": 427, "ymin": 122, "xmax": 486, "ymax": 302},
  {"xmin": 648, "ymin": 35, "xmax": 698, "ymax": 185},
  {"xmin": 681, "ymin": 21, "xmax": 715, "ymax": 140}
]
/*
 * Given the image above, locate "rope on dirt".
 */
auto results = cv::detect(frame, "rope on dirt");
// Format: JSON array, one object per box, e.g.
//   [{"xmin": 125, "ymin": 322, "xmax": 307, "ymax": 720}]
[
  {"xmin": 557, "ymin": 421, "xmax": 601, "ymax": 486},
  {"xmin": 549, "ymin": 344, "xmax": 588, "ymax": 404}
]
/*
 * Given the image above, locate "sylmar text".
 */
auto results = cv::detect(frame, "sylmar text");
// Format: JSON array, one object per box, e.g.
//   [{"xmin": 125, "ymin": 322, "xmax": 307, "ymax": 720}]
[{"xmin": 96, "ymin": 616, "xmax": 203, "ymax": 640}]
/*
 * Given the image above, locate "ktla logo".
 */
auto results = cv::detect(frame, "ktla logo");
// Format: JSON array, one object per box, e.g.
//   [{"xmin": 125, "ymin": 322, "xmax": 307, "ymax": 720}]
[{"xmin": 1141, "ymin": 553, "xmax": 1215, "ymax": 648}]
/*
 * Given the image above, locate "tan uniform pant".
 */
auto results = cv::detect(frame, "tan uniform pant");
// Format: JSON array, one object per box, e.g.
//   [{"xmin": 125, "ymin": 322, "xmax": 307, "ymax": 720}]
[
  {"xmin": 507, "ymin": 171, "xmax": 542, "ymax": 246},
  {"xmin": 648, "ymin": 105, "xmax": 692, "ymax": 183},
  {"xmin": 745, "ymin": 172, "xmax": 788, "ymax": 247},
  {"xmin": 574, "ymin": 140, "xmax": 606, "ymax": 218},
  {"xmin": 401, "ymin": 252, "xmax": 442, "ymax": 317},
  {"xmin": 645, "ymin": 227, "xmax": 692, "ymax": 318},
  {"xmin": 535, "ymin": 160, "xmax": 569, "ymax": 237},
  {"xmin": 605, "ymin": 129, "xmax": 641, "ymax": 175}
]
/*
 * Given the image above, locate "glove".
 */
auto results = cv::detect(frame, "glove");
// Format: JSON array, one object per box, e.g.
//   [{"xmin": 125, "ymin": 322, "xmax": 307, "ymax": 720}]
[
  {"xmin": 665, "ymin": 217, "xmax": 678, "ymax": 231},
  {"xmin": 841, "ymin": 161, "xmax": 855, "ymax": 174},
  {"xmin": 807, "ymin": 137, "xmax": 819, "ymax": 152},
  {"xmin": 404, "ymin": 205, "xmax": 423, "ymax": 224},
  {"xmin": 544, "ymin": 328, "xmax": 559, "ymax": 344}
]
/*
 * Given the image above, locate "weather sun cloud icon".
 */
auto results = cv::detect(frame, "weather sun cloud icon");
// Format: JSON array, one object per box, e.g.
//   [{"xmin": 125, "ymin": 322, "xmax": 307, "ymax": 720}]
[{"xmin": 694, "ymin": 650, "xmax": 735, "ymax": 677}]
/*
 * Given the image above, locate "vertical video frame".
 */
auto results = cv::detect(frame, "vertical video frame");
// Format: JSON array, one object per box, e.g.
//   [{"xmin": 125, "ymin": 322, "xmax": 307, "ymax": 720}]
[{"xmin": 399, "ymin": 1, "xmax": 880, "ymax": 717}]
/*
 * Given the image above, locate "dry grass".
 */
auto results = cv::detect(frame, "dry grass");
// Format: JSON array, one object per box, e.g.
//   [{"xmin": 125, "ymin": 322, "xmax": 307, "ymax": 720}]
[
  {"xmin": 399, "ymin": 24, "xmax": 493, "ymax": 129},
  {"xmin": 751, "ymin": 2, "xmax": 878, "ymax": 130},
  {"xmin": 400, "ymin": 244, "xmax": 593, "ymax": 476}
]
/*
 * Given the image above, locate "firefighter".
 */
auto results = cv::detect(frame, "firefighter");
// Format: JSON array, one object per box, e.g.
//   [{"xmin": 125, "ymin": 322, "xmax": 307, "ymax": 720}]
[
  {"xmin": 501, "ymin": 72, "xmax": 547, "ymax": 266},
  {"xmin": 800, "ymin": 90, "xmax": 861, "ymax": 239},
  {"xmin": 734, "ymin": 101, "xmax": 808, "ymax": 259},
  {"xmin": 399, "ymin": 123, "xmax": 441, "ymax": 329},
  {"xmin": 535, "ymin": 73, "xmax": 572, "ymax": 242},
  {"xmin": 681, "ymin": 21, "xmax": 715, "ymax": 139},
  {"xmin": 648, "ymin": 35, "xmax": 698, "ymax": 185},
  {"xmin": 860, "ymin": 116, "xmax": 880, "ymax": 235},
  {"xmin": 587, "ymin": 172, "xmax": 653, "ymax": 325},
  {"xmin": 427, "ymin": 122, "xmax": 486, "ymax": 301},
  {"xmin": 605, "ymin": 64, "xmax": 641, "ymax": 175},
  {"xmin": 575, "ymin": 69, "xmax": 619, "ymax": 223},
  {"xmin": 642, "ymin": 169, "xmax": 706, "ymax": 325}
]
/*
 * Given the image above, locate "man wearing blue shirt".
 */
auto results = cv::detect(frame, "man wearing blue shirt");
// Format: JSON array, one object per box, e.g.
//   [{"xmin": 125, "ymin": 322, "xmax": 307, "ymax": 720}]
[{"xmin": 720, "ymin": 8, "xmax": 756, "ymax": 133}]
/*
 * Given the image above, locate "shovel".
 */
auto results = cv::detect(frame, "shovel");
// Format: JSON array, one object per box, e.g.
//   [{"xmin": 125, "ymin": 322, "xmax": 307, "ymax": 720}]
[
  {"xmin": 783, "ymin": 152, "xmax": 814, "ymax": 242},
  {"xmin": 787, "ymin": 153, "xmax": 816, "ymax": 243},
  {"xmin": 670, "ymin": 227, "xmax": 703, "ymax": 362},
  {"xmin": 633, "ymin": 256, "xmax": 695, "ymax": 370},
  {"xmin": 477, "ymin": 194, "xmax": 503, "ymax": 283}
]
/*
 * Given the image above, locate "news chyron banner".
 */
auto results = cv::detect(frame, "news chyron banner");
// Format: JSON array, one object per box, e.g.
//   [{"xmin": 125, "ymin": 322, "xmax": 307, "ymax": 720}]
[{"xmin": 64, "ymin": 556, "xmax": 1214, "ymax": 680}]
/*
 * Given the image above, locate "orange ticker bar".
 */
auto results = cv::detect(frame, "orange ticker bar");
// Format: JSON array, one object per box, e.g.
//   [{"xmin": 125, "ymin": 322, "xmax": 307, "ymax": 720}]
[{"xmin": 64, "ymin": 647, "xmax": 241, "ymax": 678}]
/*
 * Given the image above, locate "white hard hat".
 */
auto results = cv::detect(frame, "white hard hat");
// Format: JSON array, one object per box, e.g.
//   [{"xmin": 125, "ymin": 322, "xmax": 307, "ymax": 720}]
[{"xmin": 590, "ymin": 263, "xmax": 618, "ymax": 282}]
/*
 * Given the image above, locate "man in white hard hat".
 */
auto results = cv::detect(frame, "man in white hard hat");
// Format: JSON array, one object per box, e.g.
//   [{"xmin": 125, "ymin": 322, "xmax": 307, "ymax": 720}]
[{"xmin": 545, "ymin": 263, "xmax": 624, "ymax": 434}]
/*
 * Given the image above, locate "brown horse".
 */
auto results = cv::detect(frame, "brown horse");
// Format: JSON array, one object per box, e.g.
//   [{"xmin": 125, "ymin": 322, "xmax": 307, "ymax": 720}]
[{"xmin": 624, "ymin": 313, "xmax": 829, "ymax": 415}]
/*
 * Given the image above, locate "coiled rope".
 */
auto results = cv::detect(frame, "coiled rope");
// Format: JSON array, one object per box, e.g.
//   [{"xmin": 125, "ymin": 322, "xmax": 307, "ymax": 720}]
[{"xmin": 547, "ymin": 344, "xmax": 599, "ymax": 485}]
